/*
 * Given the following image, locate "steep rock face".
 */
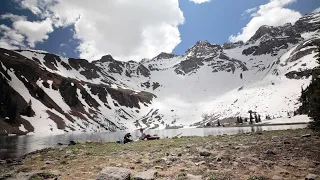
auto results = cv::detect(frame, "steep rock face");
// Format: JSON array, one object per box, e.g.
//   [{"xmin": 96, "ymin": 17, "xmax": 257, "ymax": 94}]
[
  {"xmin": 243, "ymin": 24, "xmax": 301, "ymax": 56},
  {"xmin": 0, "ymin": 48, "xmax": 156, "ymax": 134},
  {"xmin": 185, "ymin": 40, "xmax": 222, "ymax": 58},
  {"xmin": 242, "ymin": 13, "xmax": 320, "ymax": 57}
]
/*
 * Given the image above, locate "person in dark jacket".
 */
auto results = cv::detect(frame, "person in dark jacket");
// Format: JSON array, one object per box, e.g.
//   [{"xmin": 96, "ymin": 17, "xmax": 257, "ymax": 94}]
[{"xmin": 123, "ymin": 133, "xmax": 132, "ymax": 144}]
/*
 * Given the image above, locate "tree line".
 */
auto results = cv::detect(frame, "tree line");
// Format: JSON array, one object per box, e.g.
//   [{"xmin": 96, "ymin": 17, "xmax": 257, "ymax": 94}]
[{"xmin": 298, "ymin": 41, "xmax": 320, "ymax": 131}]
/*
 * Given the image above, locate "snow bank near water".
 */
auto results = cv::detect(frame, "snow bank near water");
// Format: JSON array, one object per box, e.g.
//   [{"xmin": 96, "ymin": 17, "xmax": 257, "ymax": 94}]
[{"xmin": 262, "ymin": 115, "xmax": 311, "ymax": 125}]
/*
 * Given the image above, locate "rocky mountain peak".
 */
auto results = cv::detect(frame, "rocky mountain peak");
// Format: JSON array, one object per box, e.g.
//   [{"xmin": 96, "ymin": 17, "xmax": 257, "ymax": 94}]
[
  {"xmin": 185, "ymin": 40, "xmax": 222, "ymax": 57},
  {"xmin": 295, "ymin": 12, "xmax": 320, "ymax": 33},
  {"xmin": 248, "ymin": 23, "xmax": 299, "ymax": 43},
  {"xmin": 99, "ymin": 54, "xmax": 115, "ymax": 62},
  {"xmin": 152, "ymin": 52, "xmax": 178, "ymax": 60},
  {"xmin": 223, "ymin": 41, "xmax": 244, "ymax": 49}
]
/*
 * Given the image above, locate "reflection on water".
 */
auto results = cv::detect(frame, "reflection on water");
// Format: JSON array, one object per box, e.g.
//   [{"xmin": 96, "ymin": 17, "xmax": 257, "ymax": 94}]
[{"xmin": 0, "ymin": 124, "xmax": 307, "ymax": 160}]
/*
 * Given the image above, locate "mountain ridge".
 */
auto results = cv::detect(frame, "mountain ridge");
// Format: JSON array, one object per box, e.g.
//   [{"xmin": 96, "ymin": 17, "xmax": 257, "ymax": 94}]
[{"xmin": 0, "ymin": 12, "xmax": 319, "ymax": 135}]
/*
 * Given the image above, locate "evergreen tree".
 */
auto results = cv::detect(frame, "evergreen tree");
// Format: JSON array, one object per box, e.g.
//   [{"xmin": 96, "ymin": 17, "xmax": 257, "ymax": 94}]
[
  {"xmin": 240, "ymin": 73, "xmax": 243, "ymax": 79},
  {"xmin": 248, "ymin": 110, "xmax": 253, "ymax": 124},
  {"xmin": 36, "ymin": 87, "xmax": 45, "ymax": 99},
  {"xmin": 299, "ymin": 41, "xmax": 320, "ymax": 131},
  {"xmin": 217, "ymin": 120, "xmax": 221, "ymax": 127},
  {"xmin": 258, "ymin": 115, "xmax": 261, "ymax": 122},
  {"xmin": 236, "ymin": 117, "xmax": 240, "ymax": 124},
  {"xmin": 7, "ymin": 100, "xmax": 17, "ymax": 123},
  {"xmin": 239, "ymin": 117, "xmax": 243, "ymax": 123},
  {"xmin": 254, "ymin": 113, "xmax": 258, "ymax": 123},
  {"xmin": 24, "ymin": 100, "xmax": 33, "ymax": 117}
]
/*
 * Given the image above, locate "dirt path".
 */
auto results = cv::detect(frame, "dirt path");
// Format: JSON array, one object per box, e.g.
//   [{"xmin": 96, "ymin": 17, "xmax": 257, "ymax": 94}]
[{"xmin": 1, "ymin": 129, "xmax": 320, "ymax": 180}]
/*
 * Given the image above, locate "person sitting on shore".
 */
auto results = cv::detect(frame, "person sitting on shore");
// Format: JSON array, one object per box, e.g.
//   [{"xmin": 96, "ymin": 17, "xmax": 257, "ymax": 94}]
[
  {"xmin": 139, "ymin": 128, "xmax": 147, "ymax": 140},
  {"xmin": 123, "ymin": 133, "xmax": 132, "ymax": 144}
]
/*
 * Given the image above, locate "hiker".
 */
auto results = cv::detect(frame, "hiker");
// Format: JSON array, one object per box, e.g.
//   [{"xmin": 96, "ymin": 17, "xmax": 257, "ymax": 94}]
[
  {"xmin": 139, "ymin": 128, "xmax": 147, "ymax": 140},
  {"xmin": 123, "ymin": 133, "xmax": 132, "ymax": 144}
]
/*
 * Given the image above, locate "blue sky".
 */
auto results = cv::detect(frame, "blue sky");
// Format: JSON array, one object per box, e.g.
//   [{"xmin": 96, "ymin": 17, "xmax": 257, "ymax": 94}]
[
  {"xmin": 0, "ymin": 0, "xmax": 319, "ymax": 61},
  {"xmin": 174, "ymin": 0, "xmax": 320, "ymax": 54}
]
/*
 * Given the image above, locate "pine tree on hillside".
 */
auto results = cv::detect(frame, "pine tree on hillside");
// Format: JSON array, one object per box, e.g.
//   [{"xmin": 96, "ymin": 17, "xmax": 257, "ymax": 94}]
[
  {"xmin": 249, "ymin": 110, "xmax": 253, "ymax": 124},
  {"xmin": 254, "ymin": 113, "xmax": 258, "ymax": 123},
  {"xmin": 24, "ymin": 100, "xmax": 33, "ymax": 117},
  {"xmin": 299, "ymin": 41, "xmax": 320, "ymax": 131},
  {"xmin": 240, "ymin": 73, "xmax": 243, "ymax": 79},
  {"xmin": 217, "ymin": 120, "xmax": 221, "ymax": 127},
  {"xmin": 315, "ymin": 41, "xmax": 320, "ymax": 65},
  {"xmin": 7, "ymin": 100, "xmax": 17, "ymax": 123},
  {"xmin": 239, "ymin": 117, "xmax": 243, "ymax": 123}
]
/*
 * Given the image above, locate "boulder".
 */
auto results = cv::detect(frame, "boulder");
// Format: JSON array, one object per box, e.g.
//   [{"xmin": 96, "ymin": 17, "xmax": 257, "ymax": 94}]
[
  {"xmin": 301, "ymin": 134, "xmax": 312, "ymax": 138},
  {"xmin": 305, "ymin": 173, "xmax": 319, "ymax": 180},
  {"xmin": 199, "ymin": 151, "xmax": 211, "ymax": 157},
  {"xmin": 96, "ymin": 167, "xmax": 132, "ymax": 180},
  {"xmin": 69, "ymin": 140, "xmax": 76, "ymax": 146},
  {"xmin": 133, "ymin": 170, "xmax": 157, "ymax": 180}
]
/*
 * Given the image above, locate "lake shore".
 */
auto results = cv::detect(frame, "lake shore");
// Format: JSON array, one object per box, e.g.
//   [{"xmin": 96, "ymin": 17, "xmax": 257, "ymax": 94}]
[{"xmin": 1, "ymin": 128, "xmax": 320, "ymax": 180}]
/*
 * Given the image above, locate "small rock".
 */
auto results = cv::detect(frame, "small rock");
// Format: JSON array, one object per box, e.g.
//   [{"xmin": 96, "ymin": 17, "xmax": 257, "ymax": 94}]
[
  {"xmin": 45, "ymin": 161, "xmax": 52, "ymax": 165},
  {"xmin": 96, "ymin": 167, "xmax": 132, "ymax": 180},
  {"xmin": 284, "ymin": 141, "xmax": 290, "ymax": 144},
  {"xmin": 154, "ymin": 166, "xmax": 163, "ymax": 170},
  {"xmin": 265, "ymin": 149, "xmax": 276, "ymax": 155},
  {"xmin": 195, "ymin": 161, "xmax": 205, "ymax": 166},
  {"xmin": 185, "ymin": 174, "xmax": 202, "ymax": 180},
  {"xmin": 69, "ymin": 140, "xmax": 76, "ymax": 146},
  {"xmin": 178, "ymin": 153, "xmax": 182, "ymax": 157},
  {"xmin": 133, "ymin": 170, "xmax": 157, "ymax": 180},
  {"xmin": 302, "ymin": 134, "xmax": 311, "ymax": 138},
  {"xmin": 313, "ymin": 161, "xmax": 320, "ymax": 166},
  {"xmin": 40, "ymin": 166, "xmax": 47, "ymax": 170},
  {"xmin": 165, "ymin": 152, "xmax": 170, "ymax": 156},
  {"xmin": 5, "ymin": 159, "xmax": 13, "ymax": 164},
  {"xmin": 199, "ymin": 151, "xmax": 211, "ymax": 157},
  {"xmin": 57, "ymin": 142, "xmax": 63, "ymax": 146},
  {"xmin": 272, "ymin": 175, "xmax": 283, "ymax": 180},
  {"xmin": 305, "ymin": 173, "xmax": 319, "ymax": 180},
  {"xmin": 135, "ymin": 160, "xmax": 142, "ymax": 164},
  {"xmin": 61, "ymin": 160, "xmax": 68, "ymax": 165},
  {"xmin": 186, "ymin": 145, "xmax": 191, "ymax": 148},
  {"xmin": 116, "ymin": 164, "xmax": 122, "ymax": 167},
  {"xmin": 66, "ymin": 150, "xmax": 72, "ymax": 154}
]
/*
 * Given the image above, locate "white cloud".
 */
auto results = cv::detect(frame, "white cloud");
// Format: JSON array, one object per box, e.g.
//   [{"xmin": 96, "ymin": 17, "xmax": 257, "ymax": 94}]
[
  {"xmin": 13, "ymin": 18, "xmax": 54, "ymax": 47},
  {"xmin": 245, "ymin": 7, "xmax": 258, "ymax": 14},
  {"xmin": 16, "ymin": 0, "xmax": 41, "ymax": 14},
  {"xmin": 241, "ymin": 7, "xmax": 258, "ymax": 17},
  {"xmin": 189, "ymin": 0, "xmax": 211, "ymax": 4},
  {"xmin": 312, "ymin": 7, "xmax": 320, "ymax": 13},
  {"xmin": 1, "ymin": 13, "xmax": 27, "ymax": 21},
  {"xmin": 13, "ymin": 0, "xmax": 185, "ymax": 61},
  {"xmin": 0, "ymin": 25, "xmax": 25, "ymax": 49},
  {"xmin": 230, "ymin": 0, "xmax": 302, "ymax": 42}
]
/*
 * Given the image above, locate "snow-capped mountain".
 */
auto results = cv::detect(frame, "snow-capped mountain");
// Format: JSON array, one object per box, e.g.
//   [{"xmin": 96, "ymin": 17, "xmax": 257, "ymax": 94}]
[{"xmin": 0, "ymin": 12, "xmax": 319, "ymax": 135}]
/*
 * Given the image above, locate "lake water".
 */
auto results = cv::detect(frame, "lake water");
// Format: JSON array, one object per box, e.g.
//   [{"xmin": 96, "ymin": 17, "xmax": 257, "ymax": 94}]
[{"xmin": 0, "ymin": 124, "xmax": 308, "ymax": 160}]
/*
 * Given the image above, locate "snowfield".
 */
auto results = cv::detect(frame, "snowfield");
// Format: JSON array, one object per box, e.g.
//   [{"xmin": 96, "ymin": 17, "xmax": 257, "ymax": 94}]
[{"xmin": 1, "ymin": 13, "xmax": 319, "ymax": 134}]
